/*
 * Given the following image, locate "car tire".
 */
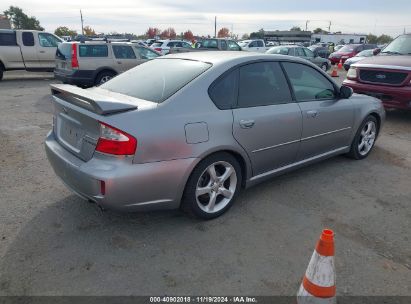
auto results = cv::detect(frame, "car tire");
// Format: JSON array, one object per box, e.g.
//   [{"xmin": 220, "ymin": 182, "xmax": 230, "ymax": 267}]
[
  {"xmin": 95, "ymin": 71, "xmax": 116, "ymax": 86},
  {"xmin": 181, "ymin": 152, "xmax": 242, "ymax": 220},
  {"xmin": 320, "ymin": 63, "xmax": 328, "ymax": 72},
  {"xmin": 347, "ymin": 115, "xmax": 378, "ymax": 160}
]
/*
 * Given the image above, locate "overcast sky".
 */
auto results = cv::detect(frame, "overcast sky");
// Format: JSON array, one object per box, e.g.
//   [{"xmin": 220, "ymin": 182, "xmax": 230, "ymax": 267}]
[{"xmin": 2, "ymin": 0, "xmax": 411, "ymax": 37}]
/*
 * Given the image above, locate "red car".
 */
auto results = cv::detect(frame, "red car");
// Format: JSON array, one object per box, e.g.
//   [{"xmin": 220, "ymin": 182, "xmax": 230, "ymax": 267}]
[
  {"xmin": 329, "ymin": 44, "xmax": 377, "ymax": 64},
  {"xmin": 343, "ymin": 34, "xmax": 411, "ymax": 110}
]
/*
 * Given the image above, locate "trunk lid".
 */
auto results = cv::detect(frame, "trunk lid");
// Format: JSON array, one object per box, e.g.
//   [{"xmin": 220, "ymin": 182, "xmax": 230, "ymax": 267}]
[{"xmin": 51, "ymin": 84, "xmax": 144, "ymax": 161}]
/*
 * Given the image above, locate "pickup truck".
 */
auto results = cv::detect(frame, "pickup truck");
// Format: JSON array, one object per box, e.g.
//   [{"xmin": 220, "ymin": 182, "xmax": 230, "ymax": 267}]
[
  {"xmin": 343, "ymin": 34, "xmax": 411, "ymax": 110},
  {"xmin": 238, "ymin": 39, "xmax": 269, "ymax": 53},
  {"xmin": 0, "ymin": 29, "xmax": 62, "ymax": 80},
  {"xmin": 168, "ymin": 38, "xmax": 242, "ymax": 54}
]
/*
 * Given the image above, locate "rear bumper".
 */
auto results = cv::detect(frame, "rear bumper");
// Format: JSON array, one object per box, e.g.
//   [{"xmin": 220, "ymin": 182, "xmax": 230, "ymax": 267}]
[
  {"xmin": 45, "ymin": 131, "xmax": 197, "ymax": 212},
  {"xmin": 343, "ymin": 79, "xmax": 411, "ymax": 110},
  {"xmin": 329, "ymin": 57, "xmax": 350, "ymax": 64},
  {"xmin": 54, "ymin": 69, "xmax": 95, "ymax": 87}
]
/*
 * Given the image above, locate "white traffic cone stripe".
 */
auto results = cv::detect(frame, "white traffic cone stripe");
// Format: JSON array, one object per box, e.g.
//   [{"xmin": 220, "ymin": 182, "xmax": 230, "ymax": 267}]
[
  {"xmin": 297, "ymin": 284, "xmax": 336, "ymax": 304},
  {"xmin": 305, "ymin": 250, "xmax": 336, "ymax": 287}
]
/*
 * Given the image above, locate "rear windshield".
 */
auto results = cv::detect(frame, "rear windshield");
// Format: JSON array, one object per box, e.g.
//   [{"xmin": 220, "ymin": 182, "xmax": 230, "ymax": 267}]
[
  {"xmin": 267, "ymin": 47, "xmax": 289, "ymax": 55},
  {"xmin": 79, "ymin": 45, "xmax": 108, "ymax": 57},
  {"xmin": 0, "ymin": 32, "xmax": 17, "ymax": 46},
  {"xmin": 151, "ymin": 42, "xmax": 163, "ymax": 47},
  {"xmin": 57, "ymin": 43, "xmax": 72, "ymax": 59},
  {"xmin": 338, "ymin": 46, "xmax": 355, "ymax": 52},
  {"xmin": 100, "ymin": 59, "xmax": 212, "ymax": 103}
]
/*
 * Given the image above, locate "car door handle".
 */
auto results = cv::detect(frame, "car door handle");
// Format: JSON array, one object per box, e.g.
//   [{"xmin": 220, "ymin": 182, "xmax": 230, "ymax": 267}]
[
  {"xmin": 239, "ymin": 120, "xmax": 255, "ymax": 128},
  {"xmin": 306, "ymin": 110, "xmax": 319, "ymax": 118},
  {"xmin": 117, "ymin": 61, "xmax": 122, "ymax": 64},
  {"xmin": 39, "ymin": 50, "xmax": 45, "ymax": 53}
]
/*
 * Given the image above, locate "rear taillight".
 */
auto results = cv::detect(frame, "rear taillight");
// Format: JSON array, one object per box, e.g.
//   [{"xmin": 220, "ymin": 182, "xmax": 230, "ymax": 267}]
[
  {"xmin": 154, "ymin": 48, "xmax": 162, "ymax": 52},
  {"xmin": 71, "ymin": 44, "xmax": 79, "ymax": 69},
  {"xmin": 95, "ymin": 122, "xmax": 137, "ymax": 155}
]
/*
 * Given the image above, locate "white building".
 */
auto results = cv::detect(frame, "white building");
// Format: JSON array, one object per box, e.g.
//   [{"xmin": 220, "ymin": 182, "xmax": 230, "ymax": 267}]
[{"xmin": 311, "ymin": 33, "xmax": 367, "ymax": 45}]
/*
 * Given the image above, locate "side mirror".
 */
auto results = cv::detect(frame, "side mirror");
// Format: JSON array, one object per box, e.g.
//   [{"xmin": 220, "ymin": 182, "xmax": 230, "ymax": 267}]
[
  {"xmin": 339, "ymin": 85, "xmax": 353, "ymax": 99},
  {"xmin": 373, "ymin": 48, "xmax": 381, "ymax": 55}
]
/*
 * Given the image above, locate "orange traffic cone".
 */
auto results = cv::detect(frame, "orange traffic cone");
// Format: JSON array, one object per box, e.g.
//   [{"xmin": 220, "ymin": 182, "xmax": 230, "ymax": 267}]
[
  {"xmin": 330, "ymin": 66, "xmax": 339, "ymax": 77},
  {"xmin": 297, "ymin": 229, "xmax": 336, "ymax": 304},
  {"xmin": 337, "ymin": 59, "xmax": 343, "ymax": 70}
]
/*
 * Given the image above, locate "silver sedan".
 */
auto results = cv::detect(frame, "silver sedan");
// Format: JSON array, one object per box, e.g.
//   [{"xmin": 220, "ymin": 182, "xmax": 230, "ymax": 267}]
[{"xmin": 46, "ymin": 52, "xmax": 385, "ymax": 219}]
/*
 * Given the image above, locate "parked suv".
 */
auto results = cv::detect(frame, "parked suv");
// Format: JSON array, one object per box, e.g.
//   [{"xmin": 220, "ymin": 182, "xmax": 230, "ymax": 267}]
[
  {"xmin": 150, "ymin": 40, "xmax": 192, "ymax": 55},
  {"xmin": 329, "ymin": 44, "xmax": 377, "ymax": 64},
  {"xmin": 0, "ymin": 29, "xmax": 62, "ymax": 80},
  {"xmin": 54, "ymin": 41, "xmax": 161, "ymax": 87},
  {"xmin": 343, "ymin": 34, "xmax": 411, "ymax": 110},
  {"xmin": 266, "ymin": 45, "xmax": 331, "ymax": 71}
]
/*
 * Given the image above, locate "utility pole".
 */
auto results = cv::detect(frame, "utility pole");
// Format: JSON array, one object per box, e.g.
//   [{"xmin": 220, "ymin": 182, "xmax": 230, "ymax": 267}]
[
  {"xmin": 305, "ymin": 20, "xmax": 309, "ymax": 31},
  {"xmin": 80, "ymin": 10, "xmax": 84, "ymax": 35},
  {"xmin": 328, "ymin": 21, "xmax": 331, "ymax": 33},
  {"xmin": 214, "ymin": 16, "xmax": 217, "ymax": 38}
]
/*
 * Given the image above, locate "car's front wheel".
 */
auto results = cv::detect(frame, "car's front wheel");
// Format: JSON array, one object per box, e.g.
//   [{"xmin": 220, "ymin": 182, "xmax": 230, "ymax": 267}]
[
  {"xmin": 181, "ymin": 153, "xmax": 242, "ymax": 219},
  {"xmin": 320, "ymin": 63, "xmax": 328, "ymax": 71},
  {"xmin": 347, "ymin": 115, "xmax": 378, "ymax": 159}
]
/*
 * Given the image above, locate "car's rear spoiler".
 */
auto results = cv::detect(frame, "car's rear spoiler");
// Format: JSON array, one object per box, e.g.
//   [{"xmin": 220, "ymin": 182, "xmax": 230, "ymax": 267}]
[{"xmin": 50, "ymin": 84, "xmax": 137, "ymax": 115}]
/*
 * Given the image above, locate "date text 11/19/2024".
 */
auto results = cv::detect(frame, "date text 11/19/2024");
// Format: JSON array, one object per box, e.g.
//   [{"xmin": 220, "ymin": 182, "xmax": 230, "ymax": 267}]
[{"xmin": 150, "ymin": 296, "xmax": 258, "ymax": 303}]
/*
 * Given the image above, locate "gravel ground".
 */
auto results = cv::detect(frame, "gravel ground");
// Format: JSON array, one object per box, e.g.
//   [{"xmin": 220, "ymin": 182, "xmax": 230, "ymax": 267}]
[{"xmin": 0, "ymin": 71, "xmax": 410, "ymax": 296}]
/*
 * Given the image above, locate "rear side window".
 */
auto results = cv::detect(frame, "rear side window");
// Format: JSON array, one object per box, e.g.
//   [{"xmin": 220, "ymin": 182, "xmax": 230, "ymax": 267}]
[
  {"xmin": 22, "ymin": 32, "xmax": 34, "ymax": 46},
  {"xmin": 238, "ymin": 62, "xmax": 292, "ymax": 108},
  {"xmin": 0, "ymin": 32, "xmax": 17, "ymax": 46},
  {"xmin": 220, "ymin": 40, "xmax": 227, "ymax": 50},
  {"xmin": 100, "ymin": 59, "xmax": 212, "ymax": 103},
  {"xmin": 79, "ymin": 45, "xmax": 108, "ymax": 57},
  {"xmin": 112, "ymin": 45, "xmax": 136, "ymax": 59},
  {"xmin": 282, "ymin": 62, "xmax": 335, "ymax": 101},
  {"xmin": 209, "ymin": 69, "xmax": 238, "ymax": 110}
]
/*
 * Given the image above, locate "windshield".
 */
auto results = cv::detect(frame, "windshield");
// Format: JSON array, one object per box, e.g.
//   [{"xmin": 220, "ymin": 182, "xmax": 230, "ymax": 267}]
[
  {"xmin": 338, "ymin": 45, "xmax": 354, "ymax": 52},
  {"xmin": 100, "ymin": 59, "xmax": 211, "ymax": 103},
  {"xmin": 382, "ymin": 35, "xmax": 411, "ymax": 55},
  {"xmin": 267, "ymin": 46, "xmax": 289, "ymax": 55},
  {"xmin": 356, "ymin": 49, "xmax": 373, "ymax": 57},
  {"xmin": 238, "ymin": 41, "xmax": 250, "ymax": 47}
]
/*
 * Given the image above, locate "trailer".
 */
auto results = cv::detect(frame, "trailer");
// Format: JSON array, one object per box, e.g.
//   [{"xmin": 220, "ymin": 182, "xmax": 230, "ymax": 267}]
[{"xmin": 311, "ymin": 33, "xmax": 367, "ymax": 45}]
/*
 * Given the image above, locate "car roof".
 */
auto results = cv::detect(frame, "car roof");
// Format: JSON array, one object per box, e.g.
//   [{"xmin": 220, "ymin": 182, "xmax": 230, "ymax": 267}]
[{"xmin": 160, "ymin": 51, "xmax": 309, "ymax": 66}]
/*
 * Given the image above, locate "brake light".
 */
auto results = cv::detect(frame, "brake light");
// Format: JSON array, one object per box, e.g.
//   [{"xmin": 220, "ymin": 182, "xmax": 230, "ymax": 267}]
[
  {"xmin": 95, "ymin": 122, "xmax": 137, "ymax": 155},
  {"xmin": 71, "ymin": 44, "xmax": 79, "ymax": 69},
  {"xmin": 154, "ymin": 48, "xmax": 162, "ymax": 52}
]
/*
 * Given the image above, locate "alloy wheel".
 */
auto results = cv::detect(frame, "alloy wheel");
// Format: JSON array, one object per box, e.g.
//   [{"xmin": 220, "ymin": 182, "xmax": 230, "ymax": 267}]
[
  {"xmin": 358, "ymin": 121, "xmax": 377, "ymax": 156},
  {"xmin": 195, "ymin": 161, "xmax": 237, "ymax": 214}
]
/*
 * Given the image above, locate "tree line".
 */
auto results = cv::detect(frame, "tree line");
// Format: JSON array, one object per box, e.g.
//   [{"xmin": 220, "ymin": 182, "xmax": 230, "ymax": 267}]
[{"xmin": 2, "ymin": 6, "xmax": 396, "ymax": 44}]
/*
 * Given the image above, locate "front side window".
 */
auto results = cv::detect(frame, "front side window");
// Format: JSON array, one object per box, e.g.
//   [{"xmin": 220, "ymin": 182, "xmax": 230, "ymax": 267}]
[
  {"xmin": 201, "ymin": 39, "xmax": 218, "ymax": 49},
  {"xmin": 209, "ymin": 69, "xmax": 238, "ymax": 110},
  {"xmin": 22, "ymin": 32, "xmax": 34, "ymax": 46},
  {"xmin": 303, "ymin": 48, "xmax": 314, "ymax": 58},
  {"xmin": 249, "ymin": 41, "xmax": 258, "ymax": 47},
  {"xmin": 228, "ymin": 40, "xmax": 241, "ymax": 51},
  {"xmin": 79, "ymin": 45, "xmax": 108, "ymax": 57},
  {"xmin": 134, "ymin": 47, "xmax": 160, "ymax": 59},
  {"xmin": 38, "ymin": 33, "xmax": 61, "ymax": 47},
  {"xmin": 237, "ymin": 62, "xmax": 292, "ymax": 108},
  {"xmin": 112, "ymin": 45, "xmax": 136, "ymax": 59},
  {"xmin": 100, "ymin": 59, "xmax": 211, "ymax": 103},
  {"xmin": 257, "ymin": 40, "xmax": 264, "ymax": 47},
  {"xmin": 295, "ymin": 48, "xmax": 305, "ymax": 57},
  {"xmin": 282, "ymin": 62, "xmax": 335, "ymax": 101}
]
